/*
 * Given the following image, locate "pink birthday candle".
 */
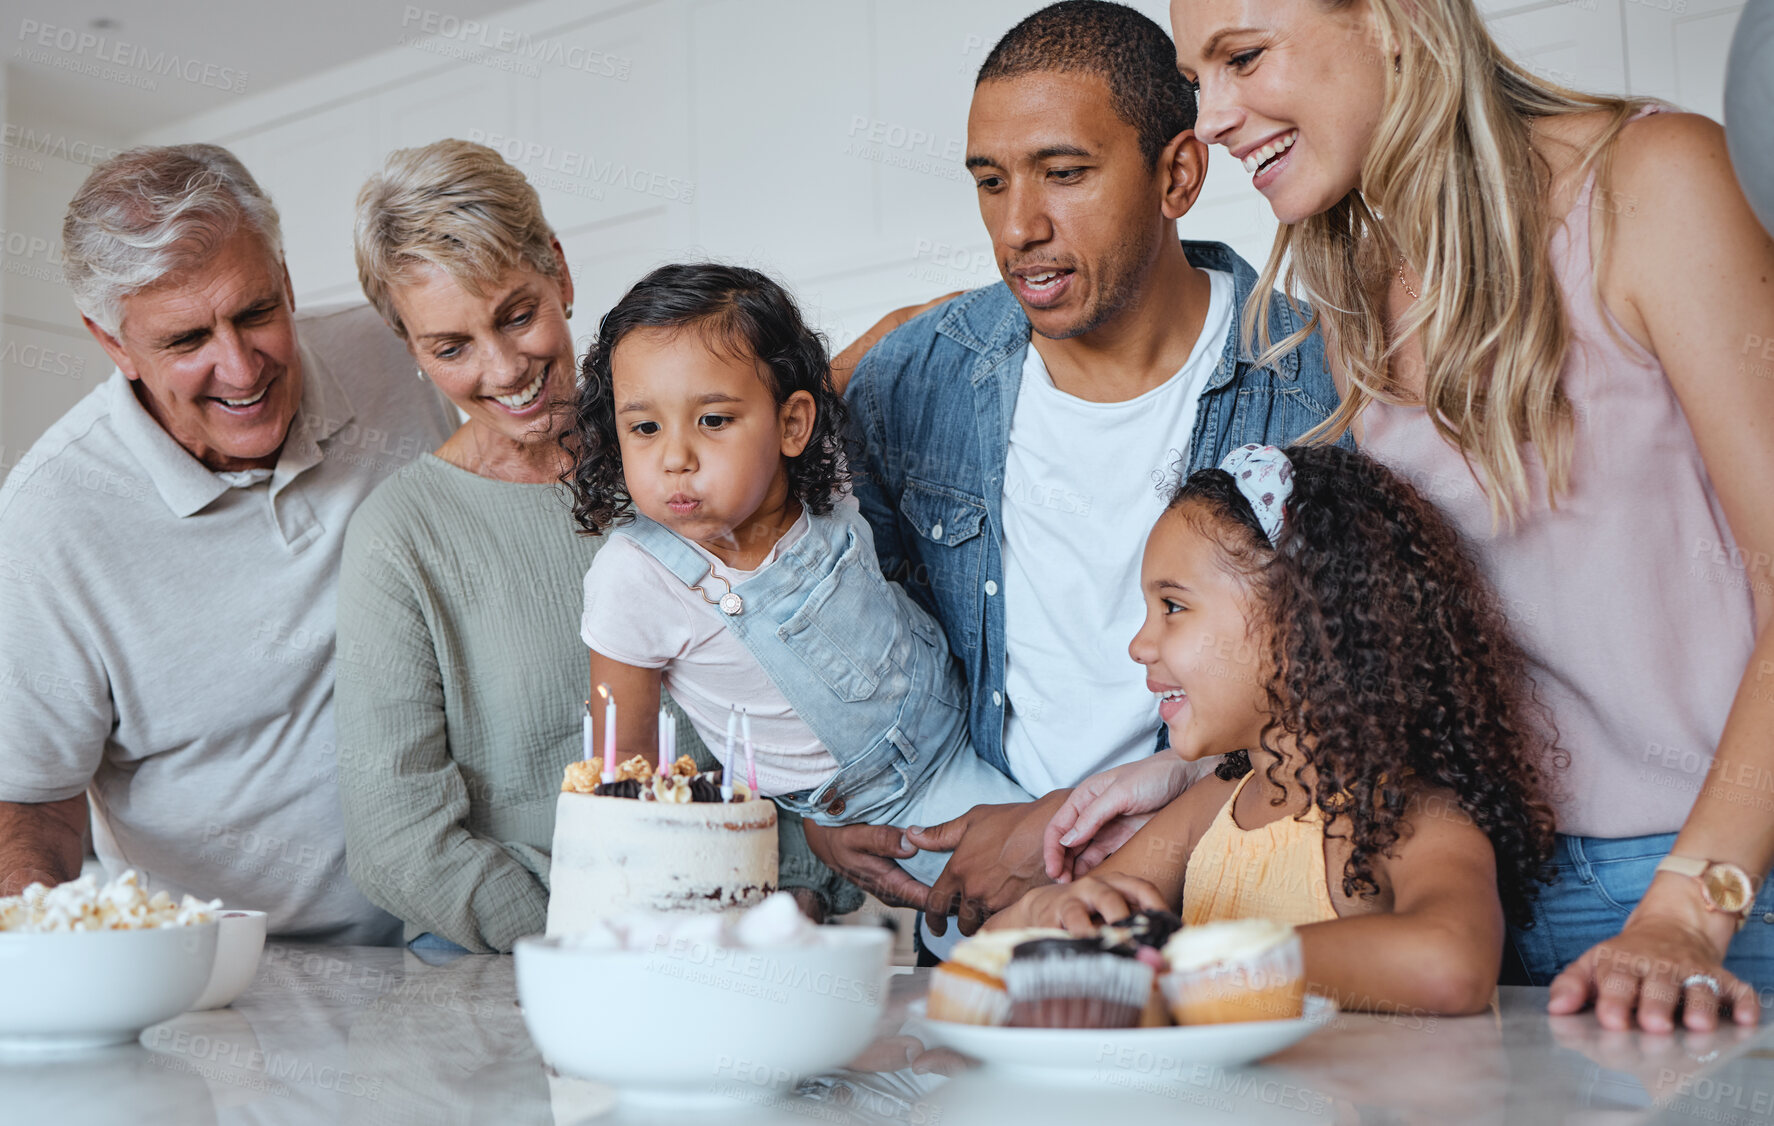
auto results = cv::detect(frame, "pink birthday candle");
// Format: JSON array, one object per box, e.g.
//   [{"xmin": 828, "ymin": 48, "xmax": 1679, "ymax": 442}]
[
  {"xmin": 657, "ymin": 707, "xmax": 671, "ymax": 778},
  {"xmin": 582, "ymin": 700, "xmax": 594, "ymax": 763}
]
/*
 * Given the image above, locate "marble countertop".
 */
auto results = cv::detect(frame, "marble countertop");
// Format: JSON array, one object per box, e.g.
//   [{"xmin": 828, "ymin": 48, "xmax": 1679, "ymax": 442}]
[{"xmin": 5, "ymin": 940, "xmax": 1772, "ymax": 1126}]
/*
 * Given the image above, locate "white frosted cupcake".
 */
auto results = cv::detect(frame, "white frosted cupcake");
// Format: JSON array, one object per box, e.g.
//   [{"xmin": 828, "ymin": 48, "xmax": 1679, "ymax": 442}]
[
  {"xmin": 1158, "ymin": 919, "xmax": 1306, "ymax": 1025},
  {"xmin": 927, "ymin": 928, "xmax": 1070, "ymax": 1026}
]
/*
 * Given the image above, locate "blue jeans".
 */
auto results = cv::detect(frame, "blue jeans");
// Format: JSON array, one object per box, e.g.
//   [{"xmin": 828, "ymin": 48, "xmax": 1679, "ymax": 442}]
[
  {"xmin": 1510, "ymin": 833, "xmax": 1774, "ymax": 995},
  {"xmin": 407, "ymin": 932, "xmax": 470, "ymax": 963}
]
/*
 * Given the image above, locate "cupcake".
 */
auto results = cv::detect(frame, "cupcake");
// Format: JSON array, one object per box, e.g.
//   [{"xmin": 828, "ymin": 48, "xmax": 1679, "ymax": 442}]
[
  {"xmin": 927, "ymin": 928, "xmax": 1068, "ymax": 1026},
  {"xmin": 1158, "ymin": 919, "xmax": 1306, "ymax": 1025},
  {"xmin": 1002, "ymin": 936, "xmax": 1155, "ymax": 1029},
  {"xmin": 1102, "ymin": 911, "xmax": 1183, "ymax": 1027}
]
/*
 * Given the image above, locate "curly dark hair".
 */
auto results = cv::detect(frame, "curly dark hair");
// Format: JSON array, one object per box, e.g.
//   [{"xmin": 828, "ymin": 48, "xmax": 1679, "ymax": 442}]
[
  {"xmin": 1172, "ymin": 445, "xmax": 1561, "ymax": 927},
  {"xmin": 564, "ymin": 263, "xmax": 849, "ymax": 534}
]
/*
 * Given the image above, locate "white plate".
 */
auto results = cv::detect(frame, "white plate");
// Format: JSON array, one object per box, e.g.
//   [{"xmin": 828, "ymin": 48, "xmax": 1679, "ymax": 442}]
[{"xmin": 908, "ymin": 994, "xmax": 1335, "ymax": 1075}]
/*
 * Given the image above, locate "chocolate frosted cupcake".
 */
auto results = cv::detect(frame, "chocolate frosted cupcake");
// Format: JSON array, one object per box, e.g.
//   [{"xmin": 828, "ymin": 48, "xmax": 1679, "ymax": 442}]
[
  {"xmin": 1101, "ymin": 911, "xmax": 1184, "ymax": 1027},
  {"xmin": 1002, "ymin": 936, "xmax": 1155, "ymax": 1029}
]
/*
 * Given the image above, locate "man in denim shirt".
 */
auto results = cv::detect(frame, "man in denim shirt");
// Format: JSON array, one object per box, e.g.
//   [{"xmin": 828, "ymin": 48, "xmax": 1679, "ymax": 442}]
[{"xmin": 805, "ymin": 2, "xmax": 1345, "ymax": 947}]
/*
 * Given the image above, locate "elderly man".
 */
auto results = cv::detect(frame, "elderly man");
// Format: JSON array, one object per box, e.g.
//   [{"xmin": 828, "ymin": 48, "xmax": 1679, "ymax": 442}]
[{"xmin": 0, "ymin": 144, "xmax": 457, "ymax": 942}]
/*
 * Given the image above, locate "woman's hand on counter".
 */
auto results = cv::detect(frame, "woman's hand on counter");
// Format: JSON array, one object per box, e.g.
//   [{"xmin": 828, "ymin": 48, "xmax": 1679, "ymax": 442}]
[{"xmin": 1548, "ymin": 875, "xmax": 1759, "ymax": 1031}]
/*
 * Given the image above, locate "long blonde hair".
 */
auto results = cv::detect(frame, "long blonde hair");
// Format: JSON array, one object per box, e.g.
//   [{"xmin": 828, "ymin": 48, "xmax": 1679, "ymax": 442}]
[{"xmin": 1251, "ymin": 0, "xmax": 1647, "ymax": 525}]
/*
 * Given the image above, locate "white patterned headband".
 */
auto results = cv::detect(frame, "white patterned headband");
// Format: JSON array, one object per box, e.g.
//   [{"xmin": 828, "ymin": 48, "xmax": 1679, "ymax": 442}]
[{"xmin": 1218, "ymin": 444, "xmax": 1294, "ymax": 546}]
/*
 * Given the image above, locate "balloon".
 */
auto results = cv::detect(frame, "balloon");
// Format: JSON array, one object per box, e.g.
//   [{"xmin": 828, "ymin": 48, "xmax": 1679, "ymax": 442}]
[{"xmin": 1725, "ymin": 0, "xmax": 1774, "ymax": 236}]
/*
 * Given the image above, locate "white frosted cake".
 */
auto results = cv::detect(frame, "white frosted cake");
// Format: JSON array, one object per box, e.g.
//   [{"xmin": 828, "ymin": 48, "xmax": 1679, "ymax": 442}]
[{"xmin": 545, "ymin": 755, "xmax": 779, "ymax": 937}]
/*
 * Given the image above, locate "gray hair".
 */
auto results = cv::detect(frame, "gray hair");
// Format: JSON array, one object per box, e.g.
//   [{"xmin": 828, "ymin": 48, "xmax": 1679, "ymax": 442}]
[{"xmin": 62, "ymin": 143, "xmax": 285, "ymax": 336}]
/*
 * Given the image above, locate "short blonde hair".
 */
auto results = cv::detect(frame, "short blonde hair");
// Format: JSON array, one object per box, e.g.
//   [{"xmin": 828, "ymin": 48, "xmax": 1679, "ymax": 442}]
[{"xmin": 354, "ymin": 138, "xmax": 559, "ymax": 339}]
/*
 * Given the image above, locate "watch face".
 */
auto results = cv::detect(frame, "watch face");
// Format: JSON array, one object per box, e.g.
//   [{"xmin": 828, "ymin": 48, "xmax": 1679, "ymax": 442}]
[{"xmin": 1702, "ymin": 864, "xmax": 1755, "ymax": 914}]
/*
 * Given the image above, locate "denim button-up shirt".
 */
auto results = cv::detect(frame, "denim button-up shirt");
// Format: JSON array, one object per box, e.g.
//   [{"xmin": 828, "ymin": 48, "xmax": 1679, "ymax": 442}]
[{"xmin": 845, "ymin": 239, "xmax": 1348, "ymax": 778}]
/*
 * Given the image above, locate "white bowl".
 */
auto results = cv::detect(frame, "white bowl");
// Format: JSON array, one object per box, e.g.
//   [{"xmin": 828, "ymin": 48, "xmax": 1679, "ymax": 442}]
[
  {"xmin": 191, "ymin": 910, "xmax": 267, "ymax": 1010},
  {"xmin": 0, "ymin": 922, "xmax": 219, "ymax": 1053},
  {"xmin": 516, "ymin": 926, "xmax": 892, "ymax": 1101}
]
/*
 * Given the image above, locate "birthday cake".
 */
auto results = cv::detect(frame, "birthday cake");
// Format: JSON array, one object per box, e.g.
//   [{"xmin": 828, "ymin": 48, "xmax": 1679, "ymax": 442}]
[{"xmin": 544, "ymin": 752, "xmax": 779, "ymax": 937}]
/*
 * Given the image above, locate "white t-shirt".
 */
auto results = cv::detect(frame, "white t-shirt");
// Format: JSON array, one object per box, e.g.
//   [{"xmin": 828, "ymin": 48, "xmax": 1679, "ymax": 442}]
[
  {"xmin": 580, "ymin": 505, "xmax": 843, "ymax": 796},
  {"xmin": 999, "ymin": 268, "xmax": 1233, "ymax": 796},
  {"xmin": 0, "ymin": 302, "xmax": 460, "ymax": 943}
]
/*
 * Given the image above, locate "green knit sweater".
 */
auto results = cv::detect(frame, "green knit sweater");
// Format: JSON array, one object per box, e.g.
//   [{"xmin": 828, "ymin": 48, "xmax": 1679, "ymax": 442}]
[{"xmin": 335, "ymin": 454, "xmax": 857, "ymax": 952}]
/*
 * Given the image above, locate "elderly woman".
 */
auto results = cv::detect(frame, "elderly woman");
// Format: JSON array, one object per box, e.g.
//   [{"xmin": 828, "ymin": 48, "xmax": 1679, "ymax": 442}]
[{"xmin": 336, "ymin": 139, "xmax": 856, "ymax": 954}]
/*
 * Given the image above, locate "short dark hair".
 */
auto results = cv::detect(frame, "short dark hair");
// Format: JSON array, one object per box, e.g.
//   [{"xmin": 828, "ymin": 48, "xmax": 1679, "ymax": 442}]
[
  {"xmin": 565, "ymin": 263, "xmax": 848, "ymax": 534},
  {"xmin": 977, "ymin": 1, "xmax": 1197, "ymax": 167}
]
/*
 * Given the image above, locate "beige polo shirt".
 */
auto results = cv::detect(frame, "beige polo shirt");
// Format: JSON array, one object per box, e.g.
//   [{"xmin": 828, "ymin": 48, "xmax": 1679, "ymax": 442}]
[{"xmin": 0, "ymin": 302, "xmax": 458, "ymax": 943}]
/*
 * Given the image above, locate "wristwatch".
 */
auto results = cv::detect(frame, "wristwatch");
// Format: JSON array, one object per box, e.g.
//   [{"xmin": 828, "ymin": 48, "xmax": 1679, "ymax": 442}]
[{"xmin": 1655, "ymin": 855, "xmax": 1760, "ymax": 931}]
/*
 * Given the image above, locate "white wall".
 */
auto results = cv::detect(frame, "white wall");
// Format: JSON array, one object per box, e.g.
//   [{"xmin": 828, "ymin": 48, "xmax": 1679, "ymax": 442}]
[
  {"xmin": 0, "ymin": 0, "xmax": 1748, "ymax": 460},
  {"xmin": 0, "ymin": 73, "xmax": 128, "ymax": 466}
]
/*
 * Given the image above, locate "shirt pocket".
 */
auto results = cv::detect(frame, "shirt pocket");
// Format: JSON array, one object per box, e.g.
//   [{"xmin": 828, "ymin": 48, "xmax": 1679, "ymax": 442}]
[
  {"xmin": 776, "ymin": 523, "xmax": 900, "ymax": 703},
  {"xmin": 897, "ymin": 478, "xmax": 988, "ymax": 649},
  {"xmin": 807, "ymin": 728, "xmax": 915, "ymax": 826}
]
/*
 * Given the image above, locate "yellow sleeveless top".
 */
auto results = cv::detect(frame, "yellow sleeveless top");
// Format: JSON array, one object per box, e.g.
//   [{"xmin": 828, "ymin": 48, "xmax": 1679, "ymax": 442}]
[{"xmin": 1182, "ymin": 773, "xmax": 1341, "ymax": 927}]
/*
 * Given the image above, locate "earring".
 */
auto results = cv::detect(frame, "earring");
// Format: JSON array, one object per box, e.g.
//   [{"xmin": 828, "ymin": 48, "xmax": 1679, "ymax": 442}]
[
  {"xmin": 565, "ymin": 303, "xmax": 574, "ymax": 318},
  {"xmin": 1393, "ymin": 54, "xmax": 1401, "ymax": 73},
  {"xmin": 415, "ymin": 367, "xmax": 427, "ymax": 381}
]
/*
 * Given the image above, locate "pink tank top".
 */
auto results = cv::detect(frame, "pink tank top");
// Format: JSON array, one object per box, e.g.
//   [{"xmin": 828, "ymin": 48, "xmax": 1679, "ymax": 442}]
[{"xmin": 1361, "ymin": 106, "xmax": 1756, "ymax": 837}]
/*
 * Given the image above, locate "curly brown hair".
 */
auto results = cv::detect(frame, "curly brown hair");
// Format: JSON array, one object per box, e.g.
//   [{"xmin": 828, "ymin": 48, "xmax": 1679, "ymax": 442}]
[
  {"xmin": 1173, "ymin": 445, "xmax": 1561, "ymax": 926},
  {"xmin": 564, "ymin": 263, "xmax": 849, "ymax": 534}
]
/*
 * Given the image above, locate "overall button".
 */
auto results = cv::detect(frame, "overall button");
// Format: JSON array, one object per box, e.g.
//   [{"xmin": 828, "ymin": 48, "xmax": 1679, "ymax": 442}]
[
  {"xmin": 1763, "ymin": 912, "xmax": 1774, "ymax": 924},
  {"xmin": 992, "ymin": 691, "xmax": 1003, "ymax": 707},
  {"xmin": 827, "ymin": 797, "xmax": 847, "ymax": 817},
  {"xmin": 931, "ymin": 522, "xmax": 944, "ymax": 540},
  {"xmin": 984, "ymin": 580, "xmax": 998, "ymax": 596}
]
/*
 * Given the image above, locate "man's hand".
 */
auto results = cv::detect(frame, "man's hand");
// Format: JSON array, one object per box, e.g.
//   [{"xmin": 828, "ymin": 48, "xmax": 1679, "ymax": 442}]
[
  {"xmin": 1043, "ymin": 755, "xmax": 1192, "ymax": 881},
  {"xmin": 0, "ymin": 794, "xmax": 88, "ymax": 897},
  {"xmin": 801, "ymin": 820, "xmax": 933, "ymax": 910},
  {"xmin": 907, "ymin": 792, "xmax": 1070, "ymax": 937},
  {"xmin": 829, "ymin": 292, "xmax": 964, "ymax": 394}
]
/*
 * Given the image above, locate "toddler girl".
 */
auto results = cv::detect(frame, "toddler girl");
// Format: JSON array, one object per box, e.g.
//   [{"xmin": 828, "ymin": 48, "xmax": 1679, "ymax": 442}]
[
  {"xmin": 990, "ymin": 444, "xmax": 1560, "ymax": 1014},
  {"xmin": 566, "ymin": 263, "xmax": 1030, "ymax": 890}
]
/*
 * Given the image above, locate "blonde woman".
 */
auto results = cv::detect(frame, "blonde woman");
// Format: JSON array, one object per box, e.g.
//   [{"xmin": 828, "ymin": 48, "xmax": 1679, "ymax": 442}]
[
  {"xmin": 335, "ymin": 140, "xmax": 854, "ymax": 953},
  {"xmin": 1145, "ymin": 0, "xmax": 1774, "ymax": 1031}
]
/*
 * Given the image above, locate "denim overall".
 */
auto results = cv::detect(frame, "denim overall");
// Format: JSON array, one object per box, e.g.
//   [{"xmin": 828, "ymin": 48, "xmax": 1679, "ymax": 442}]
[{"xmin": 615, "ymin": 503, "xmax": 1032, "ymax": 887}]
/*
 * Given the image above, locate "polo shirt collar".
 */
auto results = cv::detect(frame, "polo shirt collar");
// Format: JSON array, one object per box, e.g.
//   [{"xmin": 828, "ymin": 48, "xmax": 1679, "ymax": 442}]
[{"xmin": 109, "ymin": 334, "xmax": 355, "ymax": 519}]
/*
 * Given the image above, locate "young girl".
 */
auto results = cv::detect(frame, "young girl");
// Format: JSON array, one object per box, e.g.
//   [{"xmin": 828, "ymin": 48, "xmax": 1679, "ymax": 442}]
[
  {"xmin": 989, "ymin": 443, "xmax": 1559, "ymax": 1015},
  {"xmin": 565, "ymin": 263, "xmax": 1030, "ymax": 891}
]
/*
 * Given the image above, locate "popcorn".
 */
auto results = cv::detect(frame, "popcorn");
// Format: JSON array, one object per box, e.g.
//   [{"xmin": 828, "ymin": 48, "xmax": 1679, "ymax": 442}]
[{"xmin": 0, "ymin": 870, "xmax": 221, "ymax": 933}]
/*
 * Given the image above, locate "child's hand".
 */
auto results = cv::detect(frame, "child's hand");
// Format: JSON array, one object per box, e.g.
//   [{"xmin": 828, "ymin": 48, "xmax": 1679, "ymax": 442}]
[
  {"xmin": 986, "ymin": 873, "xmax": 1171, "ymax": 936},
  {"xmin": 1043, "ymin": 754, "xmax": 1196, "ymax": 881}
]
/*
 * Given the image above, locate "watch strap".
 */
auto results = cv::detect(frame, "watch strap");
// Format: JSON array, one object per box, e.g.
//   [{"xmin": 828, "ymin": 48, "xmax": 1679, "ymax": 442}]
[{"xmin": 1656, "ymin": 855, "xmax": 1710, "ymax": 880}]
